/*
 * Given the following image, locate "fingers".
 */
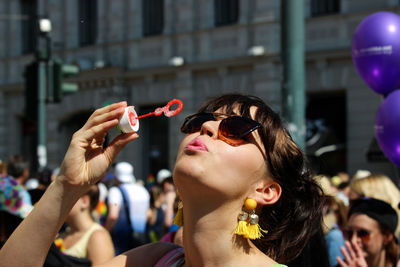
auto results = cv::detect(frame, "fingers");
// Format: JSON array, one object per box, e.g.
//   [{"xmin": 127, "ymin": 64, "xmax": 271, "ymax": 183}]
[
  {"xmin": 345, "ymin": 240, "xmax": 357, "ymax": 260},
  {"xmin": 76, "ymin": 102, "xmax": 128, "ymax": 143},
  {"xmin": 103, "ymin": 132, "xmax": 139, "ymax": 164},
  {"xmin": 80, "ymin": 119, "xmax": 120, "ymax": 144},
  {"xmin": 338, "ymin": 241, "xmax": 367, "ymax": 267},
  {"xmin": 340, "ymin": 245, "xmax": 352, "ymax": 265},
  {"xmin": 352, "ymin": 240, "xmax": 364, "ymax": 259},
  {"xmin": 336, "ymin": 256, "xmax": 348, "ymax": 267},
  {"xmin": 83, "ymin": 102, "xmax": 127, "ymax": 131}
]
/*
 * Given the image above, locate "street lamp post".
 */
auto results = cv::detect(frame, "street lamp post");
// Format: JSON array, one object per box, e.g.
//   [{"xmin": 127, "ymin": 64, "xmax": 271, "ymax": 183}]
[
  {"xmin": 36, "ymin": 18, "xmax": 52, "ymax": 169},
  {"xmin": 281, "ymin": 0, "xmax": 306, "ymax": 150}
]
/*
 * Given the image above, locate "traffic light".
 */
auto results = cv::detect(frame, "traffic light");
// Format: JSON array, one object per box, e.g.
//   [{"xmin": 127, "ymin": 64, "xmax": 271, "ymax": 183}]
[
  {"xmin": 52, "ymin": 60, "xmax": 79, "ymax": 102},
  {"xmin": 24, "ymin": 61, "xmax": 46, "ymax": 173},
  {"xmin": 24, "ymin": 62, "xmax": 39, "ymax": 125}
]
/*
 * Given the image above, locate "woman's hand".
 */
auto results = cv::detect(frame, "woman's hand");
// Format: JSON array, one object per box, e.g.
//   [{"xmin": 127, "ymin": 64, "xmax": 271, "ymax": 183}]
[
  {"xmin": 57, "ymin": 102, "xmax": 139, "ymax": 186},
  {"xmin": 337, "ymin": 241, "xmax": 368, "ymax": 267},
  {"xmin": 0, "ymin": 102, "xmax": 138, "ymax": 267}
]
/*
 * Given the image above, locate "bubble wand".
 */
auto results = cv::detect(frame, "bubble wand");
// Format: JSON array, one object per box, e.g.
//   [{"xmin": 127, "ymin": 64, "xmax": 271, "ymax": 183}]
[{"xmin": 118, "ymin": 99, "xmax": 183, "ymax": 133}]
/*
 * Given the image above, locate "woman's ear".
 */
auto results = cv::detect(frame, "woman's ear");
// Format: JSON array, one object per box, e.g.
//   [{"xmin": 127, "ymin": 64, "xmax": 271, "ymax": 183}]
[
  {"xmin": 253, "ymin": 181, "xmax": 282, "ymax": 206},
  {"xmin": 383, "ymin": 230, "xmax": 394, "ymax": 245},
  {"xmin": 80, "ymin": 195, "xmax": 90, "ymax": 210}
]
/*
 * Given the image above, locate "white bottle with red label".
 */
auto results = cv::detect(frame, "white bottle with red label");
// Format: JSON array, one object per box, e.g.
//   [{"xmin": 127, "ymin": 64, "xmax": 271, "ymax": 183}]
[{"xmin": 118, "ymin": 106, "xmax": 139, "ymax": 133}]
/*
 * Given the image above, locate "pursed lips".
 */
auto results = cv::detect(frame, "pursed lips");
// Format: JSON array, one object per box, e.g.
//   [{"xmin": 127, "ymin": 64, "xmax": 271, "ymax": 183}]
[{"xmin": 186, "ymin": 137, "xmax": 208, "ymax": 152}]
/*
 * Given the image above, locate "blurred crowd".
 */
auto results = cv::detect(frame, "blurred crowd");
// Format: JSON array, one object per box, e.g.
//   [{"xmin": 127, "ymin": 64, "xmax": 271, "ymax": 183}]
[
  {"xmin": 316, "ymin": 169, "xmax": 400, "ymax": 267},
  {"xmin": 2, "ymin": 154, "xmax": 400, "ymax": 266},
  {"xmin": 0, "ymin": 155, "xmax": 181, "ymax": 265}
]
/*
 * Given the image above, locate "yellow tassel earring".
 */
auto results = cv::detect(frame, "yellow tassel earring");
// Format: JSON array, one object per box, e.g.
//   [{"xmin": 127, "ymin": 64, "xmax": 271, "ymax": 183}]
[
  {"xmin": 234, "ymin": 198, "xmax": 268, "ymax": 239},
  {"xmin": 172, "ymin": 200, "xmax": 184, "ymax": 226},
  {"xmin": 234, "ymin": 211, "xmax": 249, "ymax": 237}
]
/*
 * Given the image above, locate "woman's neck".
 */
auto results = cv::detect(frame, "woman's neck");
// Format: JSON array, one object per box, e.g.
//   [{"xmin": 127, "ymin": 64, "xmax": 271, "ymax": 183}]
[
  {"xmin": 181, "ymin": 201, "xmax": 277, "ymax": 267},
  {"xmin": 66, "ymin": 211, "xmax": 94, "ymax": 233}
]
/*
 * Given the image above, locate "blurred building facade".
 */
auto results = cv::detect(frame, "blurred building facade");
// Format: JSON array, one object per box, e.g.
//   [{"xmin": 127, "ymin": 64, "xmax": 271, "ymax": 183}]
[{"xmin": 0, "ymin": 0, "xmax": 399, "ymax": 179}]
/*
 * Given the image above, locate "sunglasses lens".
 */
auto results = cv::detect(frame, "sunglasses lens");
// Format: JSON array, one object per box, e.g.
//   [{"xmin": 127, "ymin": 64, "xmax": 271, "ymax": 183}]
[
  {"xmin": 344, "ymin": 229, "xmax": 370, "ymax": 242},
  {"xmin": 181, "ymin": 113, "xmax": 214, "ymax": 133},
  {"xmin": 358, "ymin": 230, "xmax": 370, "ymax": 238},
  {"xmin": 219, "ymin": 117, "xmax": 257, "ymax": 139}
]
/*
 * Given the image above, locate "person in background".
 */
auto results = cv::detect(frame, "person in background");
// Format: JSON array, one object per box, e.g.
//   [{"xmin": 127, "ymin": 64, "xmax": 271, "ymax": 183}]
[
  {"xmin": 105, "ymin": 161, "xmax": 150, "ymax": 255},
  {"xmin": 317, "ymin": 175, "xmax": 346, "ymax": 267},
  {"xmin": 352, "ymin": 170, "xmax": 371, "ymax": 181},
  {"xmin": 0, "ymin": 176, "xmax": 93, "ymax": 266},
  {"xmin": 336, "ymin": 181, "xmax": 350, "ymax": 207},
  {"xmin": 349, "ymin": 174, "xmax": 400, "ymax": 237},
  {"xmin": 0, "ymin": 176, "xmax": 33, "ymax": 248},
  {"xmin": 93, "ymin": 180, "xmax": 109, "ymax": 226},
  {"xmin": 6, "ymin": 156, "xmax": 32, "ymax": 206},
  {"xmin": 146, "ymin": 184, "xmax": 166, "ymax": 242},
  {"xmin": 56, "ymin": 184, "xmax": 114, "ymax": 265},
  {"xmin": 28, "ymin": 167, "xmax": 53, "ymax": 205},
  {"xmin": 0, "ymin": 160, "xmax": 7, "ymax": 177},
  {"xmin": 156, "ymin": 169, "xmax": 174, "ymax": 191},
  {"xmin": 338, "ymin": 197, "xmax": 400, "ymax": 267},
  {"xmin": 156, "ymin": 168, "xmax": 178, "ymax": 232},
  {"xmin": 337, "ymin": 172, "xmax": 350, "ymax": 184}
]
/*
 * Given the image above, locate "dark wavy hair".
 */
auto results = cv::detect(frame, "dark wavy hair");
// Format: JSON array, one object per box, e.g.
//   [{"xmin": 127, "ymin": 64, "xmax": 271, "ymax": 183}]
[
  {"xmin": 85, "ymin": 184, "xmax": 100, "ymax": 212},
  {"xmin": 197, "ymin": 93, "xmax": 324, "ymax": 263}
]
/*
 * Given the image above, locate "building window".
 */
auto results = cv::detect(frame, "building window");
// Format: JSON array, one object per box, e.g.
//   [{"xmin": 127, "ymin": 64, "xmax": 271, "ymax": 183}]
[
  {"xmin": 142, "ymin": 0, "xmax": 164, "ymax": 37},
  {"xmin": 20, "ymin": 0, "xmax": 37, "ymax": 54},
  {"xmin": 311, "ymin": 0, "xmax": 340, "ymax": 16},
  {"xmin": 214, "ymin": 0, "xmax": 239, "ymax": 27},
  {"xmin": 78, "ymin": 0, "xmax": 97, "ymax": 46}
]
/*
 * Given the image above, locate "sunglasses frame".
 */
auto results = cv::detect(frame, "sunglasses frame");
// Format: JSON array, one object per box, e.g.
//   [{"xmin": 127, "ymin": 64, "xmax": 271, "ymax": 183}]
[{"xmin": 181, "ymin": 112, "xmax": 262, "ymax": 146}]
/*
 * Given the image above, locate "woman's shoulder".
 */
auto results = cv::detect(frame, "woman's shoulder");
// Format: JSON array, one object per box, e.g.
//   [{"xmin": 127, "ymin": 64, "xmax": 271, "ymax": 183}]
[
  {"xmin": 89, "ymin": 224, "xmax": 112, "ymax": 242},
  {"xmin": 94, "ymin": 242, "xmax": 182, "ymax": 267}
]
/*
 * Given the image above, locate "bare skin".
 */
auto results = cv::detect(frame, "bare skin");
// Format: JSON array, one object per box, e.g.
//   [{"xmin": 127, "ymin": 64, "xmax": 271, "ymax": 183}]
[
  {"xmin": 0, "ymin": 102, "xmax": 135, "ymax": 267},
  {"xmin": 338, "ymin": 214, "xmax": 394, "ymax": 267}
]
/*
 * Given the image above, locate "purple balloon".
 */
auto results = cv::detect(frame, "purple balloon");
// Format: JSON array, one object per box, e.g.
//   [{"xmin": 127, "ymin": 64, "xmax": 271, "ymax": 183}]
[
  {"xmin": 352, "ymin": 12, "xmax": 400, "ymax": 95},
  {"xmin": 375, "ymin": 90, "xmax": 400, "ymax": 167}
]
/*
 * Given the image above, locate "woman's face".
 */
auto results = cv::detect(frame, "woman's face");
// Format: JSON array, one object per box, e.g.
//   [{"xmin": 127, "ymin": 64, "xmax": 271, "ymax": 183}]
[
  {"xmin": 346, "ymin": 213, "xmax": 388, "ymax": 261},
  {"xmin": 66, "ymin": 195, "xmax": 89, "ymax": 222},
  {"xmin": 173, "ymin": 106, "xmax": 269, "ymax": 201}
]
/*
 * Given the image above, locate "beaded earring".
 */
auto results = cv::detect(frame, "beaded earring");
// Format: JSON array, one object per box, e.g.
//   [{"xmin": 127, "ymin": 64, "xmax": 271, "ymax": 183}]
[{"xmin": 234, "ymin": 198, "xmax": 268, "ymax": 239}]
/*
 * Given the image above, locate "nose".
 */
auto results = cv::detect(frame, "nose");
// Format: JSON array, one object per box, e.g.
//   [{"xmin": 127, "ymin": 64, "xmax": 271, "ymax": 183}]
[
  {"xmin": 200, "ymin": 120, "xmax": 219, "ymax": 139},
  {"xmin": 350, "ymin": 231, "xmax": 359, "ymax": 244}
]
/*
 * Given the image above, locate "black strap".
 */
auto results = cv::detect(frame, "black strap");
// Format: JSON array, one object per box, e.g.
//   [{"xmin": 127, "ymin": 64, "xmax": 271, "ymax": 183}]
[{"xmin": 118, "ymin": 185, "xmax": 133, "ymax": 231}]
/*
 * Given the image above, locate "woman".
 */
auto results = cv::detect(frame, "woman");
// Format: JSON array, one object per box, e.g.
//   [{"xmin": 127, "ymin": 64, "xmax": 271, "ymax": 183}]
[
  {"xmin": 317, "ymin": 175, "xmax": 347, "ymax": 266},
  {"xmin": 56, "ymin": 184, "xmax": 115, "ymax": 265},
  {"xmin": 338, "ymin": 197, "xmax": 400, "ymax": 267},
  {"xmin": 0, "ymin": 94, "xmax": 323, "ymax": 266},
  {"xmin": 349, "ymin": 174, "xmax": 400, "ymax": 236},
  {"xmin": 146, "ymin": 184, "xmax": 166, "ymax": 242}
]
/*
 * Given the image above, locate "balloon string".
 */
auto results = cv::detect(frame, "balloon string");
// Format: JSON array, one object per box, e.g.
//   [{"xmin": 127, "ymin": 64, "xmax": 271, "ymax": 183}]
[{"xmin": 136, "ymin": 112, "xmax": 156, "ymax": 119}]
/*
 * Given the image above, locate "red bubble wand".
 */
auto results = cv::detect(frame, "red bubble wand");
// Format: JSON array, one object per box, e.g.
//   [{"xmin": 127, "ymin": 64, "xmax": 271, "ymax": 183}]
[
  {"xmin": 136, "ymin": 99, "xmax": 183, "ymax": 119},
  {"xmin": 118, "ymin": 99, "xmax": 183, "ymax": 133}
]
